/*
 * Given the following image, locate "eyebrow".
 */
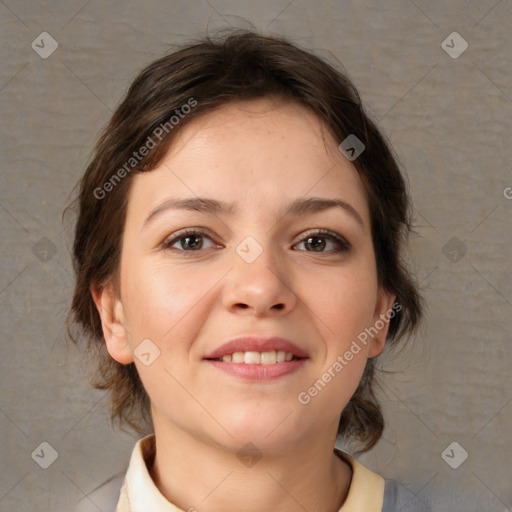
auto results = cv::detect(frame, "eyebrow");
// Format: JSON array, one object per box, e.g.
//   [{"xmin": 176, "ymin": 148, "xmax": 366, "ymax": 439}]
[{"xmin": 143, "ymin": 196, "xmax": 365, "ymax": 232}]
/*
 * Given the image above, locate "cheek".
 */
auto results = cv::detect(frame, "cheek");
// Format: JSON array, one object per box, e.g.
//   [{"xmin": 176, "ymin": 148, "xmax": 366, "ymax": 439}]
[
  {"xmin": 308, "ymin": 266, "xmax": 378, "ymax": 343},
  {"xmin": 306, "ymin": 266, "xmax": 378, "ymax": 411},
  {"xmin": 120, "ymin": 259, "xmax": 218, "ymax": 405},
  {"xmin": 121, "ymin": 257, "xmax": 220, "ymax": 341}
]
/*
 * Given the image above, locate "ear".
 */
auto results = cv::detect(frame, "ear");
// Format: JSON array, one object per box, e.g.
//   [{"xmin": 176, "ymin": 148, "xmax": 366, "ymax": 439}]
[
  {"xmin": 368, "ymin": 288, "xmax": 397, "ymax": 358},
  {"xmin": 90, "ymin": 281, "xmax": 134, "ymax": 364}
]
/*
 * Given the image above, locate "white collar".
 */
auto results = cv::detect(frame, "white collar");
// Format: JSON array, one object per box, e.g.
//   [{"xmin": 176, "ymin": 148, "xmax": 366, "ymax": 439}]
[{"xmin": 117, "ymin": 434, "xmax": 384, "ymax": 511}]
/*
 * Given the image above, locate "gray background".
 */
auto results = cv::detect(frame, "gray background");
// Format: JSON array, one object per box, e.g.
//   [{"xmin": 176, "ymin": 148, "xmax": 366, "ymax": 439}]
[{"xmin": 1, "ymin": 1, "xmax": 511, "ymax": 511}]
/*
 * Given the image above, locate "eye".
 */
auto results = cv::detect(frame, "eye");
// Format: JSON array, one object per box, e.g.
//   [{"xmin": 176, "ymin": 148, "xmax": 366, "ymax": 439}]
[
  {"xmin": 160, "ymin": 228, "xmax": 217, "ymax": 254},
  {"xmin": 294, "ymin": 229, "xmax": 351, "ymax": 254},
  {"xmin": 160, "ymin": 228, "xmax": 351, "ymax": 256}
]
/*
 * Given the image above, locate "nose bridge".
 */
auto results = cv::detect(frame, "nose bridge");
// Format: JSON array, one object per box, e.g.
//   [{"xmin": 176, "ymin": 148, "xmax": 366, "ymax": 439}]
[{"xmin": 222, "ymin": 232, "xmax": 297, "ymax": 314}]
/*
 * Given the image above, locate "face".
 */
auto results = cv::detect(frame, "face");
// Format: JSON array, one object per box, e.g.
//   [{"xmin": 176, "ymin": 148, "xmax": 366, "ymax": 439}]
[{"xmin": 94, "ymin": 98, "xmax": 394, "ymax": 452}]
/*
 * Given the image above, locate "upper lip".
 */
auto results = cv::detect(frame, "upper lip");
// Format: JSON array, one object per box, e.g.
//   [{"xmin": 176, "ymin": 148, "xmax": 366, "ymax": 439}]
[{"xmin": 204, "ymin": 336, "xmax": 309, "ymax": 359}]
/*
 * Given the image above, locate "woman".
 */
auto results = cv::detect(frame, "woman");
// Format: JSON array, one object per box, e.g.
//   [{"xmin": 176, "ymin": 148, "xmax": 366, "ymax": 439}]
[{"xmin": 67, "ymin": 29, "xmax": 426, "ymax": 512}]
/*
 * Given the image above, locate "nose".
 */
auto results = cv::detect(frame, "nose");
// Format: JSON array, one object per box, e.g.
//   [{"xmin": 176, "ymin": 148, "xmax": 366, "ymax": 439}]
[{"xmin": 221, "ymin": 239, "xmax": 298, "ymax": 317}]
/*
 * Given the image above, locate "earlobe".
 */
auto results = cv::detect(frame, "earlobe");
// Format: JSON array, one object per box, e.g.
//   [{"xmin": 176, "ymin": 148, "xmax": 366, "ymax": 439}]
[
  {"xmin": 90, "ymin": 282, "xmax": 134, "ymax": 365},
  {"xmin": 368, "ymin": 289, "xmax": 397, "ymax": 358}
]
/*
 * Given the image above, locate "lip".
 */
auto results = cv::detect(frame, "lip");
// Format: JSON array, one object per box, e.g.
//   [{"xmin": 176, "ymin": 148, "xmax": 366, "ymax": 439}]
[
  {"xmin": 203, "ymin": 336, "xmax": 309, "ymax": 360},
  {"xmin": 205, "ymin": 358, "xmax": 307, "ymax": 380}
]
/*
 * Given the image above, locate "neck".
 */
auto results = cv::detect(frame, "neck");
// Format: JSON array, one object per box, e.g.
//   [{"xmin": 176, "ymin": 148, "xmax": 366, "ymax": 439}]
[{"xmin": 147, "ymin": 417, "xmax": 352, "ymax": 512}]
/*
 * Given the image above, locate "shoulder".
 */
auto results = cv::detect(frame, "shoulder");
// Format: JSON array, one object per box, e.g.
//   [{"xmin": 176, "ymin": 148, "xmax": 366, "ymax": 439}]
[
  {"xmin": 382, "ymin": 478, "xmax": 431, "ymax": 512},
  {"xmin": 73, "ymin": 473, "xmax": 126, "ymax": 512}
]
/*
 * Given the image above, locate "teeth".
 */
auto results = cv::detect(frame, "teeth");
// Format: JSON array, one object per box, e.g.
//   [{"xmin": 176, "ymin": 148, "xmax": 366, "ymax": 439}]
[
  {"xmin": 232, "ymin": 352, "xmax": 245, "ymax": 363},
  {"xmin": 261, "ymin": 351, "xmax": 276, "ymax": 364},
  {"xmin": 219, "ymin": 350, "xmax": 297, "ymax": 364}
]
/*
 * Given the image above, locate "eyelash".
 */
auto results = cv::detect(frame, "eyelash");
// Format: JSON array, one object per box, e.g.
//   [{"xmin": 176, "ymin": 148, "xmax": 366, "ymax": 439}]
[{"xmin": 160, "ymin": 228, "xmax": 351, "ymax": 256}]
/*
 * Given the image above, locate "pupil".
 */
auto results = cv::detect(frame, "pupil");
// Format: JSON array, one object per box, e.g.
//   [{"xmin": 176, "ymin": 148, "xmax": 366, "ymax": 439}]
[
  {"xmin": 306, "ymin": 236, "xmax": 325, "ymax": 252},
  {"xmin": 183, "ymin": 235, "xmax": 202, "ymax": 250}
]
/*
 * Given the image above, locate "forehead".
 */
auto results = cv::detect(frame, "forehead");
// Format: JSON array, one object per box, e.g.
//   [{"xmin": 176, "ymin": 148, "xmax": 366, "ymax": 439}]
[
  {"xmin": 166, "ymin": 98, "xmax": 338, "ymax": 165},
  {"xmin": 126, "ymin": 98, "xmax": 370, "ymax": 227}
]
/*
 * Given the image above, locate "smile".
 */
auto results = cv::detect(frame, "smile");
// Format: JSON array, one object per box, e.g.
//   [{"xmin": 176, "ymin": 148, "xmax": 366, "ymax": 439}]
[{"xmin": 205, "ymin": 350, "xmax": 300, "ymax": 364}]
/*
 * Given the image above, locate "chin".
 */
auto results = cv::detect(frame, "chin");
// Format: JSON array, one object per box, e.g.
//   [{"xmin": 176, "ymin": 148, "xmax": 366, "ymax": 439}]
[{"xmin": 221, "ymin": 406, "xmax": 303, "ymax": 447}]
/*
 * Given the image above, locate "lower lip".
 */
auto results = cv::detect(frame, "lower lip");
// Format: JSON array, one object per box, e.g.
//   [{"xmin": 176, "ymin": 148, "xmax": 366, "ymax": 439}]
[{"xmin": 204, "ymin": 359, "xmax": 307, "ymax": 380}]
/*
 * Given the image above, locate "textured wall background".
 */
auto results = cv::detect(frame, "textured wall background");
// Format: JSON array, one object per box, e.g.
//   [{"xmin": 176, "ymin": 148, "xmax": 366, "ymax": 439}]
[{"xmin": 0, "ymin": 1, "xmax": 511, "ymax": 511}]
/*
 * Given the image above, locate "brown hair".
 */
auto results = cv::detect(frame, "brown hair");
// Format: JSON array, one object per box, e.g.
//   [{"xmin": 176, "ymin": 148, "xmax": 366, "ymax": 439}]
[{"xmin": 65, "ymin": 28, "xmax": 423, "ymax": 453}]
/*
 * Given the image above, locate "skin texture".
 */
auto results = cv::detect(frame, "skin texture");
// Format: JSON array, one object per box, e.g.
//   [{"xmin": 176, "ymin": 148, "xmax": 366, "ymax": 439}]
[{"xmin": 92, "ymin": 98, "xmax": 395, "ymax": 512}]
